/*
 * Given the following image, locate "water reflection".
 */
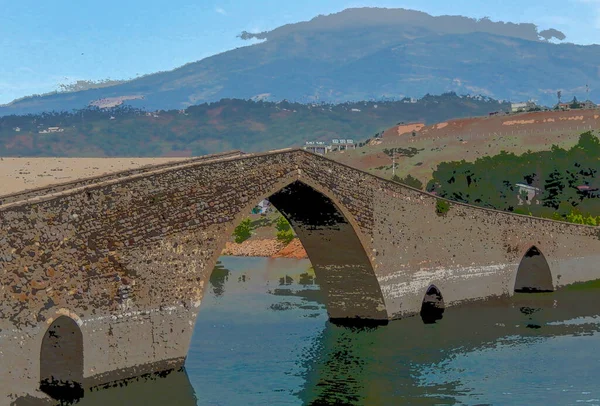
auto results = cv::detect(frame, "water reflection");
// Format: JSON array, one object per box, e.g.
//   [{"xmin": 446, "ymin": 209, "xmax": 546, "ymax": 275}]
[
  {"xmin": 46, "ymin": 368, "xmax": 197, "ymax": 405},
  {"xmin": 298, "ymin": 281, "xmax": 600, "ymax": 405},
  {"xmin": 209, "ymin": 261, "xmax": 230, "ymax": 297},
  {"xmin": 44, "ymin": 258, "xmax": 600, "ymax": 405}
]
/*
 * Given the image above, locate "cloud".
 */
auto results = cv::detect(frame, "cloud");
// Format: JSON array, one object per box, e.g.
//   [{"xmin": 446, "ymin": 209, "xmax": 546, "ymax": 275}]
[{"xmin": 215, "ymin": 7, "xmax": 227, "ymax": 15}]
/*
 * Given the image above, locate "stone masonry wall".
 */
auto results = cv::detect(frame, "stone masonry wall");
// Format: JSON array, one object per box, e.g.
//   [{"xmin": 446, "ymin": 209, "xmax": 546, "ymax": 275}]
[{"xmin": 2, "ymin": 149, "xmax": 600, "ymax": 400}]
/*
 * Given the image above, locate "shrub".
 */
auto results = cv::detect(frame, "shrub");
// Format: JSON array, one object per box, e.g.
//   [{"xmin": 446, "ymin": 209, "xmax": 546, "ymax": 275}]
[
  {"xmin": 435, "ymin": 199, "xmax": 451, "ymax": 216},
  {"xmin": 275, "ymin": 216, "xmax": 295, "ymax": 244},
  {"xmin": 233, "ymin": 218, "xmax": 252, "ymax": 243},
  {"xmin": 392, "ymin": 174, "xmax": 423, "ymax": 190}
]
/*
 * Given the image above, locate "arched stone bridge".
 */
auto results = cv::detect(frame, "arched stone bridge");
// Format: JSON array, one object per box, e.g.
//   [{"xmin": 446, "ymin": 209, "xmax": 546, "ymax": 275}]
[{"xmin": 2, "ymin": 148, "xmax": 600, "ymax": 401}]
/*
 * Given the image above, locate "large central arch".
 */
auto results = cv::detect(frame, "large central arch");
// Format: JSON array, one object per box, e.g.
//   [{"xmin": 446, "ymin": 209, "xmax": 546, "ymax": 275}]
[{"xmin": 253, "ymin": 180, "xmax": 388, "ymax": 322}]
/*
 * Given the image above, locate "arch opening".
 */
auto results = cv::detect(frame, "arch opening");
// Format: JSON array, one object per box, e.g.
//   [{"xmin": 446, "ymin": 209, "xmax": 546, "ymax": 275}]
[
  {"xmin": 220, "ymin": 180, "xmax": 388, "ymax": 324},
  {"xmin": 420, "ymin": 285, "xmax": 445, "ymax": 324},
  {"xmin": 40, "ymin": 316, "xmax": 84, "ymax": 401},
  {"xmin": 514, "ymin": 246, "xmax": 554, "ymax": 293}
]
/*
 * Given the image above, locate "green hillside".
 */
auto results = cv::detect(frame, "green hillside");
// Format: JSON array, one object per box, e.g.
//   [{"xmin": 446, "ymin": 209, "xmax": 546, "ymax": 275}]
[{"xmin": 0, "ymin": 94, "xmax": 507, "ymax": 157}]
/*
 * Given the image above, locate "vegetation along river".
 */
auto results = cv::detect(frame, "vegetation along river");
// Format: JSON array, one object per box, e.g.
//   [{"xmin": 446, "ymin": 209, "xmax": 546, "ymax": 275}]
[{"xmin": 68, "ymin": 257, "xmax": 600, "ymax": 405}]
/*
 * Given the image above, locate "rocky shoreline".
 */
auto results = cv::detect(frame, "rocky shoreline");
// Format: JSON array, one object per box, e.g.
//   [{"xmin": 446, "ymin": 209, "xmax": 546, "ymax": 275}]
[{"xmin": 221, "ymin": 238, "xmax": 308, "ymax": 259}]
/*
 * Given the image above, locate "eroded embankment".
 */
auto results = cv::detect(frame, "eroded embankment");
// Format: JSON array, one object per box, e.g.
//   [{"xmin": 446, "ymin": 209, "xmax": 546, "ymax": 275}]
[{"xmin": 221, "ymin": 238, "xmax": 308, "ymax": 259}]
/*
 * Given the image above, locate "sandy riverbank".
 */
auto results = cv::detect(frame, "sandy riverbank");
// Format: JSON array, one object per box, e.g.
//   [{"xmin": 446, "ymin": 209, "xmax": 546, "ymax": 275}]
[{"xmin": 0, "ymin": 157, "xmax": 187, "ymax": 196}]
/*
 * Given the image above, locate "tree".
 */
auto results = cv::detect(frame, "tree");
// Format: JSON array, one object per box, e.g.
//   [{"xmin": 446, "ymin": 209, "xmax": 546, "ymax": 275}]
[
  {"xmin": 392, "ymin": 174, "xmax": 424, "ymax": 189},
  {"xmin": 574, "ymin": 132, "xmax": 600, "ymax": 156},
  {"xmin": 233, "ymin": 219, "xmax": 252, "ymax": 243},
  {"xmin": 570, "ymin": 96, "xmax": 581, "ymax": 109},
  {"xmin": 275, "ymin": 216, "xmax": 295, "ymax": 244},
  {"xmin": 542, "ymin": 169, "xmax": 566, "ymax": 209}
]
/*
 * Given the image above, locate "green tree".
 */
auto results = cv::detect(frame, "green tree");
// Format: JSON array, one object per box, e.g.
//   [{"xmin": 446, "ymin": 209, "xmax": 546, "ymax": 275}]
[
  {"xmin": 392, "ymin": 174, "xmax": 423, "ymax": 189},
  {"xmin": 233, "ymin": 218, "xmax": 252, "ymax": 243},
  {"xmin": 542, "ymin": 169, "xmax": 566, "ymax": 209},
  {"xmin": 275, "ymin": 216, "xmax": 295, "ymax": 244},
  {"xmin": 574, "ymin": 132, "xmax": 600, "ymax": 156}
]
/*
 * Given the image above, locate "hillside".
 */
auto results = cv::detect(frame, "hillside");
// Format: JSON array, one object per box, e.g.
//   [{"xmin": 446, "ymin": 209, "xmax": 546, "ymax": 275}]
[
  {"xmin": 1, "ymin": 8, "xmax": 597, "ymax": 116},
  {"xmin": 0, "ymin": 94, "xmax": 506, "ymax": 157},
  {"xmin": 331, "ymin": 108, "xmax": 600, "ymax": 185}
]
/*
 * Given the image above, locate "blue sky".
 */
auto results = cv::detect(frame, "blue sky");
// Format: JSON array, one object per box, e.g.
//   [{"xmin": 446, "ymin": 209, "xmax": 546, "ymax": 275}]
[{"xmin": 1, "ymin": 0, "xmax": 599, "ymax": 104}]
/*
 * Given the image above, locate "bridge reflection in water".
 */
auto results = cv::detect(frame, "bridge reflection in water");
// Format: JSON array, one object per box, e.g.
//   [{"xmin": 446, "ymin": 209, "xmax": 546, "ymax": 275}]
[
  {"xmin": 39, "ymin": 368, "xmax": 198, "ymax": 405},
  {"xmin": 298, "ymin": 282, "xmax": 600, "ymax": 405}
]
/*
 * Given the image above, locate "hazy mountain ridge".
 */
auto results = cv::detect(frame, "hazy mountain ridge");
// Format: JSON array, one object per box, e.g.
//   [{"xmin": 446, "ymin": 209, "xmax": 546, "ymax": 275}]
[
  {"xmin": 239, "ymin": 7, "xmax": 564, "ymax": 42},
  {"xmin": 2, "ymin": 7, "xmax": 594, "ymax": 117}
]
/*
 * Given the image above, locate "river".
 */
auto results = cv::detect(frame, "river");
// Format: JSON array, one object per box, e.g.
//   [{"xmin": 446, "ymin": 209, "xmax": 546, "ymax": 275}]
[{"xmin": 70, "ymin": 257, "xmax": 600, "ymax": 405}]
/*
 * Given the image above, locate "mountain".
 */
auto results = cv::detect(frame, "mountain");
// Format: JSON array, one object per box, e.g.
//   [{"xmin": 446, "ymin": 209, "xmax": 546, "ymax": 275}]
[
  {"xmin": 0, "ymin": 94, "xmax": 507, "ymax": 156},
  {"xmin": 2, "ymin": 7, "xmax": 597, "ymax": 116}
]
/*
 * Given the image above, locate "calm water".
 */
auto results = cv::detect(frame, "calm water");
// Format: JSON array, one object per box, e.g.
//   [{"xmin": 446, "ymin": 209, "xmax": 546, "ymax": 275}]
[{"xmin": 72, "ymin": 257, "xmax": 600, "ymax": 406}]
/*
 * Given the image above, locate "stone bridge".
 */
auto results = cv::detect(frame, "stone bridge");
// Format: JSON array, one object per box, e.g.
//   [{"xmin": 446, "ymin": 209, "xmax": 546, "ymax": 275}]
[{"xmin": 2, "ymin": 148, "xmax": 600, "ymax": 402}]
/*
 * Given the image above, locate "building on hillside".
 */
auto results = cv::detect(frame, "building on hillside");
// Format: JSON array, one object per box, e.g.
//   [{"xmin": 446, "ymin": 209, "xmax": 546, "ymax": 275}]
[
  {"xmin": 577, "ymin": 185, "xmax": 600, "ymax": 198},
  {"xmin": 557, "ymin": 102, "xmax": 572, "ymax": 110},
  {"xmin": 515, "ymin": 183, "xmax": 542, "ymax": 205},
  {"xmin": 251, "ymin": 199, "xmax": 271, "ymax": 215},
  {"xmin": 511, "ymin": 101, "xmax": 537, "ymax": 113},
  {"xmin": 581, "ymin": 100, "xmax": 597, "ymax": 109},
  {"xmin": 38, "ymin": 127, "xmax": 64, "ymax": 134},
  {"xmin": 331, "ymin": 139, "xmax": 356, "ymax": 152},
  {"xmin": 303, "ymin": 141, "xmax": 331, "ymax": 155}
]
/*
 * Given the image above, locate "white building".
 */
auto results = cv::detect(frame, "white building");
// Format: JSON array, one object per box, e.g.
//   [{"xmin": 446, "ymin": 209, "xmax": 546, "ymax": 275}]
[
  {"xmin": 331, "ymin": 139, "xmax": 356, "ymax": 151},
  {"xmin": 511, "ymin": 101, "xmax": 537, "ymax": 113},
  {"xmin": 251, "ymin": 199, "xmax": 271, "ymax": 215},
  {"xmin": 38, "ymin": 127, "xmax": 64, "ymax": 134},
  {"xmin": 515, "ymin": 183, "xmax": 542, "ymax": 205},
  {"xmin": 303, "ymin": 141, "xmax": 331, "ymax": 155}
]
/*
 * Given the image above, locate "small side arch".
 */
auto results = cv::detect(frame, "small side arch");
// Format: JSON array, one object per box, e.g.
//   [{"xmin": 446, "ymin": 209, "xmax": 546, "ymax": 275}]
[
  {"xmin": 420, "ymin": 284, "xmax": 445, "ymax": 324},
  {"xmin": 514, "ymin": 246, "xmax": 554, "ymax": 293},
  {"xmin": 39, "ymin": 315, "xmax": 84, "ymax": 401}
]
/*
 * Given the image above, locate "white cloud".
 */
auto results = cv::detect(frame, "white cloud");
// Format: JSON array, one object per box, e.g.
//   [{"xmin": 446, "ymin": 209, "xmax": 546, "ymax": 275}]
[{"xmin": 215, "ymin": 7, "xmax": 227, "ymax": 15}]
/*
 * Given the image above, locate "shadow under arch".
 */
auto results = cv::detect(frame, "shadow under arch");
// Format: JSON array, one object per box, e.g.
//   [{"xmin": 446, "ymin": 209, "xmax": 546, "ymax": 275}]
[
  {"xmin": 39, "ymin": 315, "xmax": 84, "ymax": 402},
  {"xmin": 514, "ymin": 246, "xmax": 554, "ymax": 293},
  {"xmin": 64, "ymin": 368, "xmax": 197, "ymax": 406},
  {"xmin": 420, "ymin": 284, "xmax": 445, "ymax": 324},
  {"xmin": 265, "ymin": 180, "xmax": 388, "ymax": 324}
]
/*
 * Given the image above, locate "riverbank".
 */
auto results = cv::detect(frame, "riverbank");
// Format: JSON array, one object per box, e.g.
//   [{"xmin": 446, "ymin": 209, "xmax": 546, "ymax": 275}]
[{"xmin": 221, "ymin": 238, "xmax": 307, "ymax": 259}]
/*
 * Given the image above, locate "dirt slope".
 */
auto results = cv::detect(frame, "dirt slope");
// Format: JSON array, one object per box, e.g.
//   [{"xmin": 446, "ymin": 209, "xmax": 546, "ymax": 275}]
[{"xmin": 332, "ymin": 109, "xmax": 600, "ymax": 185}]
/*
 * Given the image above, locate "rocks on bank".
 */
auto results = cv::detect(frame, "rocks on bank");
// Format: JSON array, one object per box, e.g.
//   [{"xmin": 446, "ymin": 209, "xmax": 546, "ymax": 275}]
[{"xmin": 221, "ymin": 238, "xmax": 308, "ymax": 259}]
